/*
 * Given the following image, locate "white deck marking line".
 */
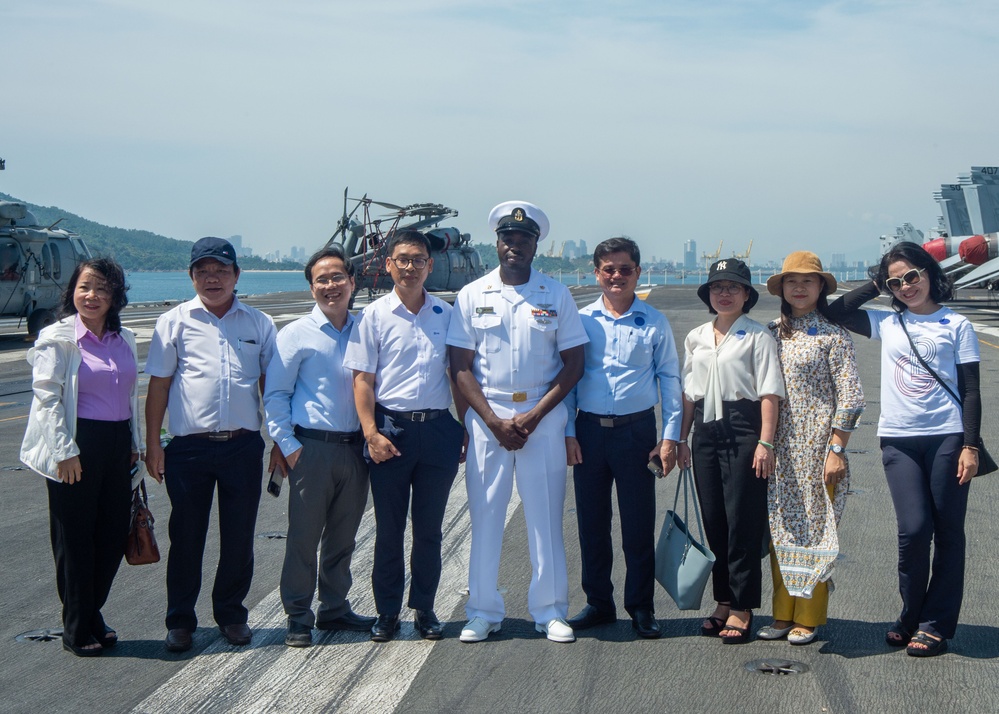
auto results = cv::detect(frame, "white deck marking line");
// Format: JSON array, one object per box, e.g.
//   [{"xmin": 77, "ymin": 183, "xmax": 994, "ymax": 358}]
[{"xmin": 134, "ymin": 467, "xmax": 524, "ymax": 714}]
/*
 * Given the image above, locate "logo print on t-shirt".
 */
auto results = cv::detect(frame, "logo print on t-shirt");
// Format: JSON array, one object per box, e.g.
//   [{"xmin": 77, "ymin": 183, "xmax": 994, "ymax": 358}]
[{"xmin": 894, "ymin": 335, "xmax": 936, "ymax": 397}]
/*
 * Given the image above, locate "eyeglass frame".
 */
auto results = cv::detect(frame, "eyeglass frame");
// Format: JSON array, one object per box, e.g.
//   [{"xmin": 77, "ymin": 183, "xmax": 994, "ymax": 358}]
[
  {"xmin": 885, "ymin": 268, "xmax": 925, "ymax": 292},
  {"xmin": 312, "ymin": 274, "xmax": 350, "ymax": 286},
  {"xmin": 708, "ymin": 282, "xmax": 746, "ymax": 295},
  {"xmin": 389, "ymin": 256, "xmax": 430, "ymax": 270},
  {"xmin": 597, "ymin": 265, "xmax": 637, "ymax": 277}
]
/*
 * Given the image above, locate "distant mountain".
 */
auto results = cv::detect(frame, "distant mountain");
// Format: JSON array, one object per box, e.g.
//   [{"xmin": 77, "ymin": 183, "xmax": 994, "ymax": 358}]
[{"xmin": 0, "ymin": 192, "xmax": 302, "ymax": 271}]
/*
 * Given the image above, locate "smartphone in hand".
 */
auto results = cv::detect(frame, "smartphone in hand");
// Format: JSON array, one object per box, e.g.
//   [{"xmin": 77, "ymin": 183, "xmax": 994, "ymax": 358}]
[
  {"xmin": 266, "ymin": 466, "xmax": 282, "ymax": 498},
  {"xmin": 647, "ymin": 455, "xmax": 664, "ymax": 478}
]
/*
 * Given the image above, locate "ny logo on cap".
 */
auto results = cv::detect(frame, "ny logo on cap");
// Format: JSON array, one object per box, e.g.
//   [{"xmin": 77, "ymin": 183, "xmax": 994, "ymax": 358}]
[
  {"xmin": 716, "ymin": 260, "xmax": 728, "ymax": 270},
  {"xmin": 512, "ymin": 208, "xmax": 525, "ymax": 222}
]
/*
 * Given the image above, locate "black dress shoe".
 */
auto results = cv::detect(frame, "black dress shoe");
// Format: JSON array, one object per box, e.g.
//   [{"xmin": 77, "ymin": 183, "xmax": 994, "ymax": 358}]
[
  {"xmin": 316, "ymin": 610, "xmax": 378, "ymax": 632},
  {"xmin": 219, "ymin": 623, "xmax": 252, "ymax": 646},
  {"xmin": 165, "ymin": 628, "xmax": 193, "ymax": 652},
  {"xmin": 285, "ymin": 621, "xmax": 313, "ymax": 648},
  {"xmin": 567, "ymin": 604, "xmax": 617, "ymax": 630},
  {"xmin": 631, "ymin": 609, "xmax": 662, "ymax": 639},
  {"xmin": 370, "ymin": 614, "xmax": 400, "ymax": 642},
  {"xmin": 414, "ymin": 610, "xmax": 443, "ymax": 640}
]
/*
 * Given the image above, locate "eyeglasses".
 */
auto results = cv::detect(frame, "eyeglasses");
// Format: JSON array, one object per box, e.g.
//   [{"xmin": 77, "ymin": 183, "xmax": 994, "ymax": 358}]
[
  {"xmin": 313, "ymin": 274, "xmax": 349, "ymax": 286},
  {"xmin": 390, "ymin": 256, "xmax": 429, "ymax": 270},
  {"xmin": 885, "ymin": 268, "xmax": 925, "ymax": 292},
  {"xmin": 599, "ymin": 266, "xmax": 636, "ymax": 277},
  {"xmin": 708, "ymin": 282, "xmax": 744, "ymax": 295}
]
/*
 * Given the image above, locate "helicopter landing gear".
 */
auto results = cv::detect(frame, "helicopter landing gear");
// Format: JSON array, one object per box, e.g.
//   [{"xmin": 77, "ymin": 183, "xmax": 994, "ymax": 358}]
[{"xmin": 27, "ymin": 308, "xmax": 56, "ymax": 336}]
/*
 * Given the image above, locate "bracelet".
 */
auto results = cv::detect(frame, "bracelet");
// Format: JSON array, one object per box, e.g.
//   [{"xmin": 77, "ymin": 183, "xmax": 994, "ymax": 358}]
[
  {"xmin": 678, "ymin": 439, "xmax": 688, "ymax": 444},
  {"xmin": 758, "ymin": 440, "xmax": 774, "ymax": 449},
  {"xmin": 963, "ymin": 445, "xmax": 979, "ymax": 452}
]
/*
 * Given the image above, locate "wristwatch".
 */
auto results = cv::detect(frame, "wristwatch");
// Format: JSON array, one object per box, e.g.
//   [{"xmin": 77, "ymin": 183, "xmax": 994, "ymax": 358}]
[{"xmin": 828, "ymin": 443, "xmax": 846, "ymax": 455}]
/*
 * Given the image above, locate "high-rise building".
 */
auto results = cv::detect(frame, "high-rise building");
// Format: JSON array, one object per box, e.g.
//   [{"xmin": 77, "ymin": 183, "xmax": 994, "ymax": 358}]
[
  {"xmin": 830, "ymin": 253, "xmax": 846, "ymax": 269},
  {"xmin": 683, "ymin": 240, "xmax": 697, "ymax": 270}
]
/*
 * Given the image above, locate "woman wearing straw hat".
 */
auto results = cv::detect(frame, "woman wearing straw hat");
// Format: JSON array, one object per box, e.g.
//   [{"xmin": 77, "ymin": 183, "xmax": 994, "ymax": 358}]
[
  {"xmin": 758, "ymin": 252, "xmax": 865, "ymax": 646},
  {"xmin": 676, "ymin": 258, "xmax": 784, "ymax": 644}
]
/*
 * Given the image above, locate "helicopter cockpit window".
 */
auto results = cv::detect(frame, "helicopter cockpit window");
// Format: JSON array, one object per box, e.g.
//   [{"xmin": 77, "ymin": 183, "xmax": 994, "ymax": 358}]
[
  {"xmin": 1, "ymin": 242, "xmax": 20, "ymax": 281},
  {"xmin": 41, "ymin": 244, "xmax": 53, "ymax": 279},
  {"xmin": 49, "ymin": 242, "xmax": 62, "ymax": 279}
]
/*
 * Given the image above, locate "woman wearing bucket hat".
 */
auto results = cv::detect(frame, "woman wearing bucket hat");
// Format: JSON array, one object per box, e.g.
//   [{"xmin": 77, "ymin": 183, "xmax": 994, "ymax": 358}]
[
  {"xmin": 758, "ymin": 252, "xmax": 865, "ymax": 646},
  {"xmin": 676, "ymin": 258, "xmax": 785, "ymax": 644},
  {"xmin": 827, "ymin": 241, "xmax": 981, "ymax": 658}
]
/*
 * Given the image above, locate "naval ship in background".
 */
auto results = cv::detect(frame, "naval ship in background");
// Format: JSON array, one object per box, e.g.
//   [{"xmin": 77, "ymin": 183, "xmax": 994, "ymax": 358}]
[{"xmin": 879, "ymin": 166, "xmax": 999, "ymax": 289}]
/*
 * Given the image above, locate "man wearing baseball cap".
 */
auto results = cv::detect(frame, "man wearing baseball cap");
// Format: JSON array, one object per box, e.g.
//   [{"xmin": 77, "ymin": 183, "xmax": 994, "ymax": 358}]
[
  {"xmin": 145, "ymin": 236, "xmax": 277, "ymax": 653},
  {"xmin": 447, "ymin": 201, "xmax": 588, "ymax": 643}
]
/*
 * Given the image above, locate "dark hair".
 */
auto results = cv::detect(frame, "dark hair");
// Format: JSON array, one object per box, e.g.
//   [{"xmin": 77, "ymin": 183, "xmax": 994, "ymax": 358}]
[
  {"xmin": 869, "ymin": 241, "xmax": 952, "ymax": 311},
  {"xmin": 593, "ymin": 236, "xmax": 640, "ymax": 267},
  {"xmin": 305, "ymin": 244, "xmax": 355, "ymax": 282},
  {"xmin": 387, "ymin": 229, "xmax": 431, "ymax": 257},
  {"xmin": 60, "ymin": 257, "xmax": 129, "ymax": 333},
  {"xmin": 776, "ymin": 280, "xmax": 831, "ymax": 339}
]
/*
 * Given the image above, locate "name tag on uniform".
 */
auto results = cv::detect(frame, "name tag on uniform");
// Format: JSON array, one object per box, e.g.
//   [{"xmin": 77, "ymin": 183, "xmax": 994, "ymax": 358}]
[{"xmin": 476, "ymin": 307, "xmax": 495, "ymax": 315}]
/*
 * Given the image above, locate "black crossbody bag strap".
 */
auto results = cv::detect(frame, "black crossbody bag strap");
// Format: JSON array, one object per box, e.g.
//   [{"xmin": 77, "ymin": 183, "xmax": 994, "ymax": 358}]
[{"xmin": 896, "ymin": 314, "xmax": 962, "ymax": 407}]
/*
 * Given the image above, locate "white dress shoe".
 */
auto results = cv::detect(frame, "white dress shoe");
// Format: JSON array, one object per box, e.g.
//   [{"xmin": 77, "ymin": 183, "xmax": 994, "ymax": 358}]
[
  {"xmin": 788, "ymin": 628, "xmax": 818, "ymax": 645},
  {"xmin": 536, "ymin": 618, "xmax": 576, "ymax": 643},
  {"xmin": 459, "ymin": 617, "xmax": 501, "ymax": 643},
  {"xmin": 757, "ymin": 624, "xmax": 794, "ymax": 640}
]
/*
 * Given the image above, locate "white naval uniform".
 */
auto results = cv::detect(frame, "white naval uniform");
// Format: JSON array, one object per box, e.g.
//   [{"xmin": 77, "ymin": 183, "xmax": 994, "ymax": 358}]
[{"xmin": 447, "ymin": 267, "xmax": 588, "ymax": 625}]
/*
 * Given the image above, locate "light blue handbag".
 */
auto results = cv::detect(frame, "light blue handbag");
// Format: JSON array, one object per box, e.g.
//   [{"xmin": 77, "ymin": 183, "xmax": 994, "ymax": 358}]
[{"xmin": 654, "ymin": 466, "xmax": 716, "ymax": 610}]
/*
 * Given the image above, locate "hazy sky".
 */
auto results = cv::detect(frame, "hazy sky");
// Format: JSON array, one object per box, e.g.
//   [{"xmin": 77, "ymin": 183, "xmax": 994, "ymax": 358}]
[{"xmin": 3, "ymin": 0, "xmax": 997, "ymax": 265}]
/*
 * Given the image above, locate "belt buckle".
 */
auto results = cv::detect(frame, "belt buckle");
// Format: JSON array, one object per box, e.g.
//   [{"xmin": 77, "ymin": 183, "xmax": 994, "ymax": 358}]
[
  {"xmin": 208, "ymin": 432, "xmax": 229, "ymax": 442},
  {"xmin": 411, "ymin": 411, "xmax": 426, "ymax": 422},
  {"xmin": 512, "ymin": 391, "xmax": 528, "ymax": 403},
  {"xmin": 599, "ymin": 417, "xmax": 615, "ymax": 428}
]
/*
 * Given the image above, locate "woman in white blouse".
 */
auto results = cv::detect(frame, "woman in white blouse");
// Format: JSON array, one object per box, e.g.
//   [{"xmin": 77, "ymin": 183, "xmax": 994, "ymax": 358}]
[{"xmin": 677, "ymin": 259, "xmax": 785, "ymax": 644}]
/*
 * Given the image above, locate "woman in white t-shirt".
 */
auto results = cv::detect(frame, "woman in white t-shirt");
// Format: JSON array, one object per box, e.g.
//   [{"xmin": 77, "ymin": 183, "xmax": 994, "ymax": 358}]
[
  {"xmin": 677, "ymin": 259, "xmax": 785, "ymax": 644},
  {"xmin": 827, "ymin": 241, "xmax": 981, "ymax": 658}
]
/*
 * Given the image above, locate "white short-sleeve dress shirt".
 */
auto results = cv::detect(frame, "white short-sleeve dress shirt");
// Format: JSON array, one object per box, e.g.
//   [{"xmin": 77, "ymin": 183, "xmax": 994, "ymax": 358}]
[
  {"xmin": 342, "ymin": 289, "xmax": 453, "ymax": 411},
  {"xmin": 145, "ymin": 295, "xmax": 276, "ymax": 436}
]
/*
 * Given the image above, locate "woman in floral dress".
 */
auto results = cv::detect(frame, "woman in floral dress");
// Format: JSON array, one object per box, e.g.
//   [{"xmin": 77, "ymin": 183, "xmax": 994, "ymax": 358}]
[{"xmin": 759, "ymin": 252, "xmax": 864, "ymax": 645}]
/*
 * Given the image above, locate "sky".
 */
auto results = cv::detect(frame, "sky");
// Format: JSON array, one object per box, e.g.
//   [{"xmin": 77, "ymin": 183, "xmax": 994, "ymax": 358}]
[{"xmin": 3, "ymin": 0, "xmax": 998, "ymax": 266}]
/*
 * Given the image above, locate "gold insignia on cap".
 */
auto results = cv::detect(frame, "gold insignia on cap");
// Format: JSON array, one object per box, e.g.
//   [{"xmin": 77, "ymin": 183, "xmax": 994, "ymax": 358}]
[{"xmin": 512, "ymin": 207, "xmax": 525, "ymax": 222}]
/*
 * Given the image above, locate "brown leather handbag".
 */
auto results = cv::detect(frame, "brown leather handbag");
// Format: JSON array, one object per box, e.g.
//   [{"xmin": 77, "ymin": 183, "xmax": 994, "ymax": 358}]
[{"xmin": 125, "ymin": 480, "xmax": 160, "ymax": 565}]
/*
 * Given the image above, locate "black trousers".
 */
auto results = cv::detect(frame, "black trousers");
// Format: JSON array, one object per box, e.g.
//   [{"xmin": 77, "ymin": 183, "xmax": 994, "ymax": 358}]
[
  {"xmin": 46, "ymin": 418, "xmax": 133, "ymax": 648},
  {"xmin": 690, "ymin": 399, "xmax": 768, "ymax": 611},
  {"xmin": 366, "ymin": 410, "xmax": 463, "ymax": 615},
  {"xmin": 163, "ymin": 431, "xmax": 264, "ymax": 631},
  {"xmin": 573, "ymin": 411, "xmax": 658, "ymax": 616},
  {"xmin": 881, "ymin": 433, "xmax": 969, "ymax": 640}
]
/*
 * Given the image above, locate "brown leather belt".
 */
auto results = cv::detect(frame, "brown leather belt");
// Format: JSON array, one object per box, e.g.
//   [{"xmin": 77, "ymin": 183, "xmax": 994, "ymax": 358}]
[
  {"xmin": 185, "ymin": 428, "xmax": 255, "ymax": 442},
  {"xmin": 577, "ymin": 408, "xmax": 655, "ymax": 429},
  {"xmin": 294, "ymin": 426, "xmax": 363, "ymax": 444}
]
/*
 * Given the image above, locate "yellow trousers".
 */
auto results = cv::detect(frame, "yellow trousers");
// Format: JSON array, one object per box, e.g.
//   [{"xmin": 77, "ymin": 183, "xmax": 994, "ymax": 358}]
[{"xmin": 769, "ymin": 484, "xmax": 834, "ymax": 628}]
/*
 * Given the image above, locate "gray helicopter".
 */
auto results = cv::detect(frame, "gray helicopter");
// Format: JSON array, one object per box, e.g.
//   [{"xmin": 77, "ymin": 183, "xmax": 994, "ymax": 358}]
[
  {"xmin": 1, "ymin": 200, "xmax": 92, "ymax": 334},
  {"xmin": 326, "ymin": 189, "xmax": 484, "ymax": 302}
]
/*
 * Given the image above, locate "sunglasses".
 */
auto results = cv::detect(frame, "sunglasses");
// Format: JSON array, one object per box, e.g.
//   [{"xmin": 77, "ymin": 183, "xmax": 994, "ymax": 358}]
[
  {"xmin": 598, "ymin": 266, "xmax": 636, "ymax": 277},
  {"xmin": 885, "ymin": 268, "xmax": 925, "ymax": 292}
]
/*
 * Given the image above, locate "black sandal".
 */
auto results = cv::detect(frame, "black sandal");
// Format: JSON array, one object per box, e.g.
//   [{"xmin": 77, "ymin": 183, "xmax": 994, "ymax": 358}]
[
  {"xmin": 63, "ymin": 637, "xmax": 103, "ymax": 657},
  {"xmin": 96, "ymin": 624, "xmax": 118, "ymax": 649},
  {"xmin": 906, "ymin": 631, "xmax": 947, "ymax": 657},
  {"xmin": 700, "ymin": 616, "xmax": 727, "ymax": 637},
  {"xmin": 720, "ymin": 611, "xmax": 754, "ymax": 645},
  {"xmin": 885, "ymin": 621, "xmax": 912, "ymax": 647}
]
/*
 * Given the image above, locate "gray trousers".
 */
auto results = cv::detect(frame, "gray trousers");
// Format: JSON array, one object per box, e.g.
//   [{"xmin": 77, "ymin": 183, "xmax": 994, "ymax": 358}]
[{"xmin": 281, "ymin": 436, "xmax": 369, "ymax": 627}]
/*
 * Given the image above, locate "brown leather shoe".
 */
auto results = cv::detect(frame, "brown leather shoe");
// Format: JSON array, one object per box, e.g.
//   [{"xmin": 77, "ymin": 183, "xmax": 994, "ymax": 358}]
[
  {"xmin": 165, "ymin": 628, "xmax": 193, "ymax": 652},
  {"xmin": 219, "ymin": 623, "xmax": 252, "ymax": 646}
]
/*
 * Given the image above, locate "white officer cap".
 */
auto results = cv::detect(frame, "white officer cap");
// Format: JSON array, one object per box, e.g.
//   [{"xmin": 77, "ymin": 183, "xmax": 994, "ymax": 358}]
[{"xmin": 488, "ymin": 201, "xmax": 550, "ymax": 242}]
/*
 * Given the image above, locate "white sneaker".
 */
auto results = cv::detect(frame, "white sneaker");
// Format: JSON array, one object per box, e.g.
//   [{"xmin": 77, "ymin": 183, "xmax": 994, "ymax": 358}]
[
  {"xmin": 460, "ymin": 617, "xmax": 501, "ymax": 643},
  {"xmin": 536, "ymin": 618, "xmax": 576, "ymax": 643}
]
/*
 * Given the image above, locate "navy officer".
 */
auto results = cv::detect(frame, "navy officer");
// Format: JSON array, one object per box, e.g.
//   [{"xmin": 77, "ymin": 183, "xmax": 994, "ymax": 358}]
[{"xmin": 447, "ymin": 201, "xmax": 588, "ymax": 644}]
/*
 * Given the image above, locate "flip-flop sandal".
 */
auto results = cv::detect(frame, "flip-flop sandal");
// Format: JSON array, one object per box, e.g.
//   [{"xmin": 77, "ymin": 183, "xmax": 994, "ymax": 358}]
[
  {"xmin": 906, "ymin": 632, "xmax": 947, "ymax": 657},
  {"xmin": 885, "ymin": 621, "xmax": 912, "ymax": 647}
]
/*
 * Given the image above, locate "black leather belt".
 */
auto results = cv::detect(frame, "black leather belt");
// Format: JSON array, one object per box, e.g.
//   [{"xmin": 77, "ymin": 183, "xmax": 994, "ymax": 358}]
[
  {"xmin": 185, "ymin": 428, "xmax": 254, "ymax": 442},
  {"xmin": 577, "ymin": 407, "xmax": 655, "ymax": 428},
  {"xmin": 376, "ymin": 404, "xmax": 448, "ymax": 423},
  {"xmin": 294, "ymin": 426, "xmax": 362, "ymax": 444}
]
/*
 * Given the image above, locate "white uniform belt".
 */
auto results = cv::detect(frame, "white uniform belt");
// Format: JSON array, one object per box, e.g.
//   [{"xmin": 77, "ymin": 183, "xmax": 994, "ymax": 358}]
[{"xmin": 481, "ymin": 385, "xmax": 549, "ymax": 402}]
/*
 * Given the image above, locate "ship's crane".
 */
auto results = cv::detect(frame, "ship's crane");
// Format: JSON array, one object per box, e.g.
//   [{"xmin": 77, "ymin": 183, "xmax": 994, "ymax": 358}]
[
  {"xmin": 732, "ymin": 240, "xmax": 753, "ymax": 262},
  {"xmin": 701, "ymin": 241, "xmax": 723, "ymax": 269}
]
